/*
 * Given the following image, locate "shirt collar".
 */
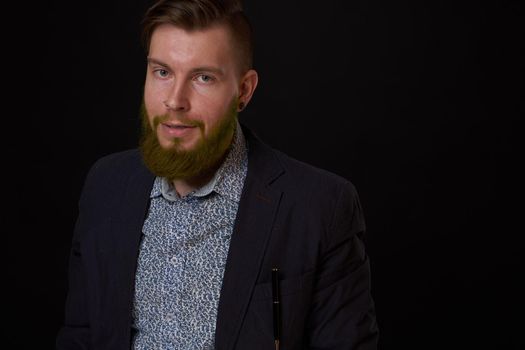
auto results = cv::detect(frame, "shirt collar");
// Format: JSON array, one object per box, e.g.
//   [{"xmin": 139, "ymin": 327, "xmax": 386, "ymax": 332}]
[{"xmin": 150, "ymin": 121, "xmax": 248, "ymax": 203}]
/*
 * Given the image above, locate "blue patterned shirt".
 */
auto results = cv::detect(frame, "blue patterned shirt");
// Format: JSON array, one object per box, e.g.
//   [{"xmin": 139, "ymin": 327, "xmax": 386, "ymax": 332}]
[{"xmin": 132, "ymin": 124, "xmax": 248, "ymax": 349}]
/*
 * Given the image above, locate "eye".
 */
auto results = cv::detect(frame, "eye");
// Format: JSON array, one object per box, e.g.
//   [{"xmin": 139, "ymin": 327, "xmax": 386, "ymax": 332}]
[
  {"xmin": 154, "ymin": 69, "xmax": 170, "ymax": 78},
  {"xmin": 196, "ymin": 74, "xmax": 215, "ymax": 84}
]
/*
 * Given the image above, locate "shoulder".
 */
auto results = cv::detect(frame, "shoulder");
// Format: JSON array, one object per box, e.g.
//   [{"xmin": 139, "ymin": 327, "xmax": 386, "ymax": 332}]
[
  {"xmin": 244, "ymin": 126, "xmax": 359, "ymax": 209},
  {"xmin": 272, "ymin": 148, "xmax": 361, "ymax": 216},
  {"xmin": 79, "ymin": 148, "xmax": 151, "ymax": 204},
  {"xmin": 88, "ymin": 148, "xmax": 144, "ymax": 176},
  {"xmin": 244, "ymin": 126, "xmax": 355, "ymax": 195},
  {"xmin": 273, "ymin": 148, "xmax": 354, "ymax": 191},
  {"xmin": 250, "ymin": 138, "xmax": 366, "ymax": 242}
]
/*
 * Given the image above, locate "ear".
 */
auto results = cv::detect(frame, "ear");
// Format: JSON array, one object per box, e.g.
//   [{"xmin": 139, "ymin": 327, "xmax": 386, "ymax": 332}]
[{"xmin": 237, "ymin": 69, "xmax": 258, "ymax": 111}]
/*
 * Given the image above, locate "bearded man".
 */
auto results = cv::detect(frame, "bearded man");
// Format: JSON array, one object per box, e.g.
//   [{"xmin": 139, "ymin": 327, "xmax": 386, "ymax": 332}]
[{"xmin": 56, "ymin": 1, "xmax": 379, "ymax": 349}]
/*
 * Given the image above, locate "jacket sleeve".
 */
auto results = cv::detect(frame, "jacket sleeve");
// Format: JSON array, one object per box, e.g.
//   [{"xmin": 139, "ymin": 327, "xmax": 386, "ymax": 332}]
[
  {"xmin": 306, "ymin": 181, "xmax": 379, "ymax": 349},
  {"xmin": 55, "ymin": 162, "xmax": 102, "ymax": 350},
  {"xmin": 55, "ymin": 211, "xmax": 91, "ymax": 349}
]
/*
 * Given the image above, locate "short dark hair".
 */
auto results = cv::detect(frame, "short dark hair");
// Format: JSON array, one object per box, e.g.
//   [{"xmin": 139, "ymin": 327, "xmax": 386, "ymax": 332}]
[{"xmin": 141, "ymin": 0, "xmax": 253, "ymax": 72}]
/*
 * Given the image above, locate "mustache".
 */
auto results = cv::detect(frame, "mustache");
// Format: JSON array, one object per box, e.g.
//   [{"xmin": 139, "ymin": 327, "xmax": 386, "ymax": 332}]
[{"xmin": 153, "ymin": 114, "xmax": 204, "ymax": 129}]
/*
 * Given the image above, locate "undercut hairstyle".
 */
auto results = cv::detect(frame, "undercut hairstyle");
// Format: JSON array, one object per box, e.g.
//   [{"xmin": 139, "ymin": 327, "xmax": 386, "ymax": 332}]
[{"xmin": 141, "ymin": 0, "xmax": 254, "ymax": 72}]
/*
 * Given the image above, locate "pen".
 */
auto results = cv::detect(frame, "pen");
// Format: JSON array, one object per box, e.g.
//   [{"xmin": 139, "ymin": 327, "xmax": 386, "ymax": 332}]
[{"xmin": 272, "ymin": 267, "xmax": 281, "ymax": 350}]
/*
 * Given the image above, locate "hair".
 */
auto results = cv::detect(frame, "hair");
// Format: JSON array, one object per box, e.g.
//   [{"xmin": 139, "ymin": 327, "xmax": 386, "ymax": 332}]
[{"xmin": 141, "ymin": 0, "xmax": 253, "ymax": 72}]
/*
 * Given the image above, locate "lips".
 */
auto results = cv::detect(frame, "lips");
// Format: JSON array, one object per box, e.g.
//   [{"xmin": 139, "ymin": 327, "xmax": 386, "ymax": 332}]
[
  {"xmin": 159, "ymin": 122, "xmax": 197, "ymax": 138},
  {"xmin": 163, "ymin": 123, "xmax": 194, "ymax": 129}
]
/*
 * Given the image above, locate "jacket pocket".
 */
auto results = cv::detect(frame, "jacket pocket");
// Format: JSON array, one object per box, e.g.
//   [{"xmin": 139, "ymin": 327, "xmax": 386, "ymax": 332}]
[{"xmin": 247, "ymin": 271, "xmax": 314, "ymax": 344}]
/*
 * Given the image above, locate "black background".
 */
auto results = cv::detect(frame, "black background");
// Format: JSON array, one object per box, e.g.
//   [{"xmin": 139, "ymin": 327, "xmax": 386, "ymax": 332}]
[{"xmin": 6, "ymin": 0, "xmax": 523, "ymax": 348}]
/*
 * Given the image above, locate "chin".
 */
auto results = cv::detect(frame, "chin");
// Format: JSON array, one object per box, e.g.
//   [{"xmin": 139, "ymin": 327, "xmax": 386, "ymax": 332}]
[
  {"xmin": 163, "ymin": 138, "xmax": 195, "ymax": 152},
  {"xmin": 156, "ymin": 138, "xmax": 172, "ymax": 149}
]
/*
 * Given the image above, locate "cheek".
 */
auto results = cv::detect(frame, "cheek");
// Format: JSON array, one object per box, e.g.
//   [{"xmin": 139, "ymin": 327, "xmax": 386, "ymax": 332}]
[
  {"xmin": 144, "ymin": 82, "xmax": 164, "ymax": 116},
  {"xmin": 199, "ymin": 88, "xmax": 237, "ymax": 121},
  {"xmin": 200, "ymin": 99, "xmax": 228, "ymax": 121},
  {"xmin": 199, "ymin": 99, "xmax": 235, "ymax": 134}
]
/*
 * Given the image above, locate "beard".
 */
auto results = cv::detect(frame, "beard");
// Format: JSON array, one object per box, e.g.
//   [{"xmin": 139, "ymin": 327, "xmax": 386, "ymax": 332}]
[{"xmin": 139, "ymin": 97, "xmax": 238, "ymax": 182}]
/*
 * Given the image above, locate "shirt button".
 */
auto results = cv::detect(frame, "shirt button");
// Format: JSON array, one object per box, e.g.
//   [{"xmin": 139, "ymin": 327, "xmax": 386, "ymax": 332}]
[{"xmin": 170, "ymin": 256, "xmax": 177, "ymax": 264}]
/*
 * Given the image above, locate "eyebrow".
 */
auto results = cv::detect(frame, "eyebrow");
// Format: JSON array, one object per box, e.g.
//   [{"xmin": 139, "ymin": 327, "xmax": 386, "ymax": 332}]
[{"xmin": 147, "ymin": 57, "xmax": 225, "ymax": 76}]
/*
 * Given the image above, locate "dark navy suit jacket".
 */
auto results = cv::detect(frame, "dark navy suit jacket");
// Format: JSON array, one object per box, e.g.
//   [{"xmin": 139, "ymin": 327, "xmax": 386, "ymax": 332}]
[{"xmin": 56, "ymin": 126, "xmax": 378, "ymax": 349}]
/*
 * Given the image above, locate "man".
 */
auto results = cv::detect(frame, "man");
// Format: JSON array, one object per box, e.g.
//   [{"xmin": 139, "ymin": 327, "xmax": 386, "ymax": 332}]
[{"xmin": 56, "ymin": 0, "xmax": 379, "ymax": 349}]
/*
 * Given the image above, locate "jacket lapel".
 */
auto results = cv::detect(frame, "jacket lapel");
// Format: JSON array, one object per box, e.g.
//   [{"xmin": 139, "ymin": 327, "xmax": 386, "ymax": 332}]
[
  {"xmin": 215, "ymin": 127, "xmax": 284, "ymax": 350},
  {"xmin": 111, "ymin": 159, "xmax": 155, "ymax": 345}
]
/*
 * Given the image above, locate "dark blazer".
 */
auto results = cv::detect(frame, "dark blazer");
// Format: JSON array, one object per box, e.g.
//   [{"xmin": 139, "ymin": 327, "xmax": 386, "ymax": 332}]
[{"xmin": 56, "ymin": 126, "xmax": 378, "ymax": 350}]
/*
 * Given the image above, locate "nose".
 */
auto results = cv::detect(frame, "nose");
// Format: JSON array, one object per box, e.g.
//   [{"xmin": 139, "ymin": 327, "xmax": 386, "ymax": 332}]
[{"xmin": 163, "ymin": 80, "xmax": 190, "ymax": 111}]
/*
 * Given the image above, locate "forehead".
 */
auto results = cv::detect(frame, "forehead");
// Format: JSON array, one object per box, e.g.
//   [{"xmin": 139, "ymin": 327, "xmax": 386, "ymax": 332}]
[{"xmin": 148, "ymin": 24, "xmax": 236, "ymax": 69}]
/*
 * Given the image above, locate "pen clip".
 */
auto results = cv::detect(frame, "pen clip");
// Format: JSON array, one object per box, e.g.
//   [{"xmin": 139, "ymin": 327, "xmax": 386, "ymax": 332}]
[{"xmin": 272, "ymin": 267, "xmax": 281, "ymax": 349}]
